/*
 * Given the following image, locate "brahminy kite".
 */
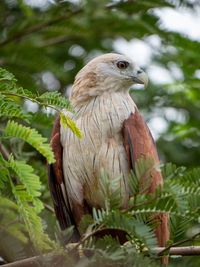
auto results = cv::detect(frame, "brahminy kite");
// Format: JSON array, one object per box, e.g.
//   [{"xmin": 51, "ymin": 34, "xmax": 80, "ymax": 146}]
[{"xmin": 48, "ymin": 53, "xmax": 169, "ymax": 249}]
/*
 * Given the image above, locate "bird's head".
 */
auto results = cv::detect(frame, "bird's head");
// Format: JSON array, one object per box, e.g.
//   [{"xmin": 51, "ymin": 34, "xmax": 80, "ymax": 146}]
[{"xmin": 70, "ymin": 53, "xmax": 148, "ymax": 107}]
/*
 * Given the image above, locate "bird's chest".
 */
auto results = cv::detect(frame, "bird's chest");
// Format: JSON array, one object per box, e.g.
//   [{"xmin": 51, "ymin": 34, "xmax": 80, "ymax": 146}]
[
  {"xmin": 79, "ymin": 93, "xmax": 135, "ymax": 144},
  {"xmin": 61, "ymin": 93, "xmax": 135, "ymax": 208}
]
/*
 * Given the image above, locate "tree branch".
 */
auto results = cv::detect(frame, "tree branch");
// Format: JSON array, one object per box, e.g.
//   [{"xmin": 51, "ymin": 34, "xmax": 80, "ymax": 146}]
[
  {"xmin": 0, "ymin": 0, "xmax": 138, "ymax": 47},
  {"xmin": 3, "ymin": 255, "xmax": 44, "ymax": 267},
  {"xmin": 3, "ymin": 246, "xmax": 200, "ymax": 267},
  {"xmin": 154, "ymin": 246, "xmax": 200, "ymax": 256},
  {"xmin": 158, "ymin": 232, "xmax": 200, "ymax": 256},
  {"xmin": 0, "ymin": 9, "xmax": 82, "ymax": 46}
]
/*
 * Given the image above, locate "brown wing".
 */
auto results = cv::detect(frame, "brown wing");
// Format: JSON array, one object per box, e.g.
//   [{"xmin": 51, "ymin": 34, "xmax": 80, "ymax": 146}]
[
  {"xmin": 48, "ymin": 115, "xmax": 79, "ymax": 239},
  {"xmin": 123, "ymin": 109, "xmax": 169, "ymax": 247}
]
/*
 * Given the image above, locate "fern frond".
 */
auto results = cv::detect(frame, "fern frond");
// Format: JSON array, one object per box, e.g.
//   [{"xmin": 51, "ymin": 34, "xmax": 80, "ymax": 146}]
[
  {"xmin": 132, "ymin": 208, "xmax": 183, "ymax": 218},
  {"xmin": 0, "ymin": 97, "xmax": 31, "ymax": 122},
  {"xmin": 84, "ymin": 235, "xmax": 126, "ymax": 263},
  {"xmin": 99, "ymin": 170, "xmax": 122, "ymax": 209},
  {"xmin": 8, "ymin": 155, "xmax": 43, "ymax": 213},
  {"xmin": 0, "ymin": 196, "xmax": 28, "ymax": 243},
  {"xmin": 83, "ymin": 237, "xmax": 158, "ymax": 266},
  {"xmin": 129, "ymin": 156, "xmax": 158, "ymax": 198},
  {"xmin": 170, "ymin": 215, "xmax": 191, "ymax": 242},
  {"xmin": 0, "ymin": 152, "xmax": 9, "ymax": 189},
  {"xmin": 37, "ymin": 92, "xmax": 73, "ymax": 111},
  {"xmin": 0, "ymin": 67, "xmax": 16, "ymax": 84},
  {"xmin": 105, "ymin": 212, "xmax": 157, "ymax": 250},
  {"xmin": 9, "ymin": 179, "xmax": 56, "ymax": 251},
  {"xmin": 92, "ymin": 207, "xmax": 157, "ymax": 251},
  {"xmin": 166, "ymin": 181, "xmax": 189, "ymax": 213},
  {"xmin": 4, "ymin": 120, "xmax": 55, "ymax": 163},
  {"xmin": 161, "ymin": 162, "xmax": 186, "ymax": 180},
  {"xmin": 60, "ymin": 113, "xmax": 82, "ymax": 138},
  {"xmin": 133, "ymin": 188, "xmax": 187, "ymax": 216},
  {"xmin": 18, "ymin": 199, "xmax": 56, "ymax": 250},
  {"xmin": 186, "ymin": 194, "xmax": 200, "ymax": 218},
  {"xmin": 178, "ymin": 168, "xmax": 200, "ymax": 186}
]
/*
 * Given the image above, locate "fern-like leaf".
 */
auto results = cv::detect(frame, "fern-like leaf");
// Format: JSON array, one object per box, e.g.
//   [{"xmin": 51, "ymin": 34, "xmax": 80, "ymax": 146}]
[
  {"xmin": 60, "ymin": 113, "xmax": 82, "ymax": 138},
  {"xmin": 92, "ymin": 209, "xmax": 157, "ymax": 251},
  {"xmin": 161, "ymin": 162, "xmax": 186, "ymax": 180},
  {"xmin": 37, "ymin": 92, "xmax": 73, "ymax": 111},
  {"xmin": 0, "ymin": 67, "xmax": 16, "ymax": 84},
  {"xmin": 9, "ymin": 178, "xmax": 56, "ymax": 251},
  {"xmin": 0, "ymin": 196, "xmax": 28, "ymax": 243},
  {"xmin": 170, "ymin": 215, "xmax": 191, "ymax": 242},
  {"xmin": 4, "ymin": 120, "xmax": 55, "ymax": 163},
  {"xmin": 0, "ymin": 97, "xmax": 31, "ymax": 122},
  {"xmin": 8, "ymin": 155, "xmax": 43, "ymax": 213},
  {"xmin": 9, "ymin": 155, "xmax": 41, "ymax": 197},
  {"xmin": 129, "ymin": 156, "xmax": 158, "ymax": 198}
]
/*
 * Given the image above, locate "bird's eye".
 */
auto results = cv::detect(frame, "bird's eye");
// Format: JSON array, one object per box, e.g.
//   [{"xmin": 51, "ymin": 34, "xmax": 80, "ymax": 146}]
[{"xmin": 116, "ymin": 61, "xmax": 129, "ymax": 70}]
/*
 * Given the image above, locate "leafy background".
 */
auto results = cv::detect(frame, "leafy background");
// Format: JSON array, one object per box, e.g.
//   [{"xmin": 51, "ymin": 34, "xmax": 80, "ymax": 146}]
[{"xmin": 0, "ymin": 0, "xmax": 200, "ymax": 266}]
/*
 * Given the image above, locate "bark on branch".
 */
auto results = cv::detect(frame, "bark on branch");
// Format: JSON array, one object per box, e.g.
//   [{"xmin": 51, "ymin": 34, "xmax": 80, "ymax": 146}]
[
  {"xmin": 3, "ymin": 246, "xmax": 200, "ymax": 267},
  {"xmin": 154, "ymin": 246, "xmax": 200, "ymax": 256},
  {"xmin": 158, "ymin": 232, "xmax": 200, "ymax": 256}
]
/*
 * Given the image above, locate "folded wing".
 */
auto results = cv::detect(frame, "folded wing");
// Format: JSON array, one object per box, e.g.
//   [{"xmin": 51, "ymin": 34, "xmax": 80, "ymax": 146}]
[
  {"xmin": 123, "ymin": 109, "xmax": 169, "ymax": 247},
  {"xmin": 47, "ymin": 115, "xmax": 79, "ymax": 240}
]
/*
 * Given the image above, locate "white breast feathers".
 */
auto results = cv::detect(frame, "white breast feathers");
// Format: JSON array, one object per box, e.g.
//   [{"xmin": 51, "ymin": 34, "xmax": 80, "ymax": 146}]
[{"xmin": 60, "ymin": 91, "xmax": 136, "ymax": 209}]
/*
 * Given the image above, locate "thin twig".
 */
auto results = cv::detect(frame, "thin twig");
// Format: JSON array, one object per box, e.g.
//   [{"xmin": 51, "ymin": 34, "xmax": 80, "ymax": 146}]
[
  {"xmin": 43, "ymin": 203, "xmax": 54, "ymax": 213},
  {"xmin": 158, "ymin": 232, "xmax": 200, "ymax": 256},
  {"xmin": 0, "ymin": 141, "xmax": 10, "ymax": 160},
  {"xmin": 70, "ymin": 225, "xmax": 105, "ymax": 253},
  {"xmin": 0, "ymin": 9, "xmax": 82, "ymax": 46},
  {"xmin": 0, "ymin": 0, "xmax": 137, "ymax": 47},
  {"xmin": 0, "ymin": 91, "xmax": 61, "ymax": 114},
  {"xmin": 0, "ymin": 219, "xmax": 20, "ymax": 234}
]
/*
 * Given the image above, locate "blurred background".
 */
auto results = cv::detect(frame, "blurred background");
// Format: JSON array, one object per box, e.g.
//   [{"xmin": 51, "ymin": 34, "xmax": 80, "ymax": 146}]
[
  {"xmin": 1, "ymin": 0, "xmax": 200, "ymax": 167},
  {"xmin": 0, "ymin": 0, "xmax": 200, "ymax": 265}
]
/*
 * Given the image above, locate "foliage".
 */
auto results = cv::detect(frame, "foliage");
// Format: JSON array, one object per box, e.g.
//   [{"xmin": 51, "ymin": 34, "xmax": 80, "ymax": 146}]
[
  {"xmin": 0, "ymin": 67, "xmax": 76, "ymax": 256},
  {"xmin": 41, "ymin": 158, "xmax": 200, "ymax": 266},
  {"xmin": 0, "ymin": 0, "xmax": 200, "ymax": 266}
]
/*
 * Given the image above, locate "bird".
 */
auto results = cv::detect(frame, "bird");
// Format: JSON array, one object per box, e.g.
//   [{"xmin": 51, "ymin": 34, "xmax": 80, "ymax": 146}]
[{"xmin": 48, "ymin": 53, "xmax": 169, "ymax": 250}]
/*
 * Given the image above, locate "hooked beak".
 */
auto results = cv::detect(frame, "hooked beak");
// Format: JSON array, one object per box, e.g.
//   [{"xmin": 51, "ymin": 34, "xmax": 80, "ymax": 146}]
[{"xmin": 131, "ymin": 70, "xmax": 148, "ymax": 89}]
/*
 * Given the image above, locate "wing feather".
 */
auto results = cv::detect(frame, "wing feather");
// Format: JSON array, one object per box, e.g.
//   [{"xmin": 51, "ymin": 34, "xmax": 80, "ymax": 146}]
[
  {"xmin": 48, "ymin": 115, "xmax": 79, "ymax": 238},
  {"xmin": 123, "ymin": 109, "xmax": 169, "ymax": 247}
]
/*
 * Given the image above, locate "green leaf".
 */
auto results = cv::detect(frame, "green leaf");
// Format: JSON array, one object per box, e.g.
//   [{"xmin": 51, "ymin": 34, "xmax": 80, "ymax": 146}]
[
  {"xmin": 0, "ymin": 196, "xmax": 28, "ymax": 243},
  {"xmin": 4, "ymin": 120, "xmax": 55, "ymax": 163},
  {"xmin": 60, "ymin": 113, "xmax": 82, "ymax": 138},
  {"xmin": 129, "ymin": 156, "xmax": 156, "ymax": 196},
  {"xmin": 0, "ymin": 67, "xmax": 17, "ymax": 84},
  {"xmin": 8, "ymin": 177, "xmax": 56, "ymax": 251},
  {"xmin": 37, "ymin": 91, "xmax": 73, "ymax": 111},
  {"xmin": 0, "ymin": 96, "xmax": 31, "ymax": 122},
  {"xmin": 9, "ymin": 155, "xmax": 41, "ymax": 198}
]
